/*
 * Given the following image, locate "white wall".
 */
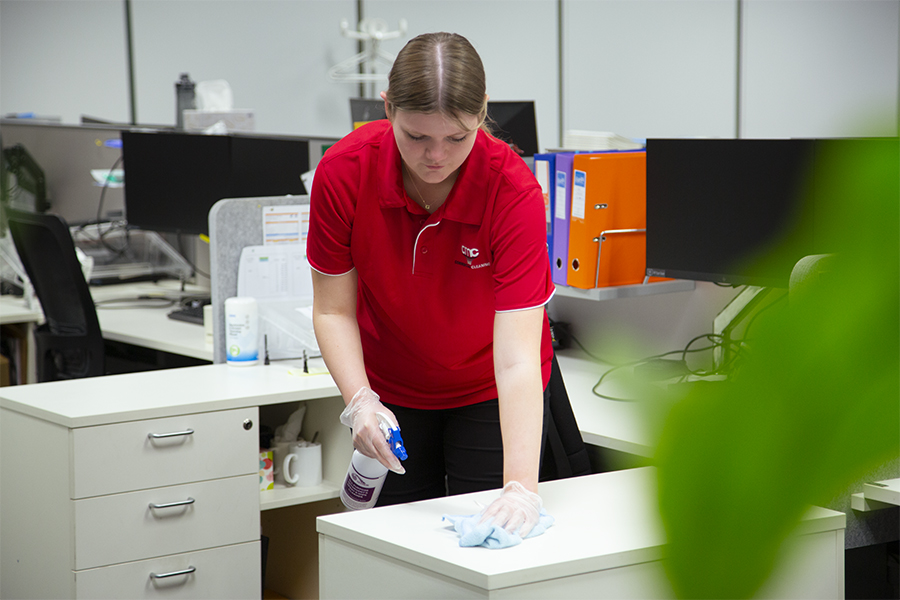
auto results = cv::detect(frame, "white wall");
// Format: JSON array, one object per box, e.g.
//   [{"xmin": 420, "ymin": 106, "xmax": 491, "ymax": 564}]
[
  {"xmin": 562, "ymin": 0, "xmax": 739, "ymax": 139},
  {"xmin": 367, "ymin": 0, "xmax": 560, "ymax": 153},
  {"xmin": 0, "ymin": 0, "xmax": 131, "ymax": 124},
  {"xmin": 741, "ymin": 0, "xmax": 899, "ymax": 138},
  {"xmin": 0, "ymin": 0, "xmax": 561, "ymax": 144},
  {"xmin": 129, "ymin": 0, "xmax": 357, "ymax": 137},
  {"xmin": 1, "ymin": 0, "xmax": 898, "ymax": 361},
  {"xmin": 2, "ymin": 0, "xmax": 896, "ymax": 141}
]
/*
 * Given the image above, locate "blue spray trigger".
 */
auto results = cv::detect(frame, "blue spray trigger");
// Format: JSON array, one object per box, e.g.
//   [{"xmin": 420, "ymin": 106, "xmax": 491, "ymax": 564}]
[
  {"xmin": 387, "ymin": 427, "xmax": 408, "ymax": 461},
  {"xmin": 376, "ymin": 412, "xmax": 408, "ymax": 462}
]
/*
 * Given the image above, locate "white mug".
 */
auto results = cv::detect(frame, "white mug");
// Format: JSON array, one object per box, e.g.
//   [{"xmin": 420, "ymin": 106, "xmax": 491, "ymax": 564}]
[
  {"xmin": 271, "ymin": 441, "xmax": 294, "ymax": 484},
  {"xmin": 283, "ymin": 442, "xmax": 322, "ymax": 487}
]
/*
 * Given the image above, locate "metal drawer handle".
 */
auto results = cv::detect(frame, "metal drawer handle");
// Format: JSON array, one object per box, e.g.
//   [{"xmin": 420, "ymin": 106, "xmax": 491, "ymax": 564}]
[
  {"xmin": 150, "ymin": 566, "xmax": 196, "ymax": 580},
  {"xmin": 148, "ymin": 428, "xmax": 194, "ymax": 440},
  {"xmin": 149, "ymin": 497, "xmax": 195, "ymax": 510}
]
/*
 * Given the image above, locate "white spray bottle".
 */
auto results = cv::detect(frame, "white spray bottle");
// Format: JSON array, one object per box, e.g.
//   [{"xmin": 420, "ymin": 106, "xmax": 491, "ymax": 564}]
[{"xmin": 340, "ymin": 413, "xmax": 408, "ymax": 510}]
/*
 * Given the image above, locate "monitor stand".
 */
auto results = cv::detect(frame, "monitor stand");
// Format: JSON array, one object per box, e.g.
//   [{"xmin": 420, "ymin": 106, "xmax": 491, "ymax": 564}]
[{"xmin": 712, "ymin": 285, "xmax": 782, "ymax": 372}]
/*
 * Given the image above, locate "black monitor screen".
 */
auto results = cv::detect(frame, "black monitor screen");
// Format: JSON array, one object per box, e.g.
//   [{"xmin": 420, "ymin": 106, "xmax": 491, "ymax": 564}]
[
  {"xmin": 347, "ymin": 98, "xmax": 539, "ymax": 158},
  {"xmin": 122, "ymin": 130, "xmax": 309, "ymax": 235},
  {"xmin": 645, "ymin": 138, "xmax": 825, "ymax": 287},
  {"xmin": 486, "ymin": 101, "xmax": 539, "ymax": 158}
]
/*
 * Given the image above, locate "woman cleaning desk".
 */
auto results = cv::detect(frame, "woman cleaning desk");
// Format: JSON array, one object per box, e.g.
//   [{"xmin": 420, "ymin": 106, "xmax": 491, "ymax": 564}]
[{"xmin": 308, "ymin": 32, "xmax": 554, "ymax": 537}]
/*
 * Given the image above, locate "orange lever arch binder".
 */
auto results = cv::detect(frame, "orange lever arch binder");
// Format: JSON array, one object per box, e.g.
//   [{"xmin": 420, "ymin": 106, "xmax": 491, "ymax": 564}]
[{"xmin": 566, "ymin": 151, "xmax": 649, "ymax": 289}]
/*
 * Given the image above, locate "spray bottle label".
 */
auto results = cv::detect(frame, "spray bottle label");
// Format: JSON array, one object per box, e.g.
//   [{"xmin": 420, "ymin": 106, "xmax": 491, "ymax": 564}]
[{"xmin": 344, "ymin": 464, "xmax": 379, "ymax": 502}]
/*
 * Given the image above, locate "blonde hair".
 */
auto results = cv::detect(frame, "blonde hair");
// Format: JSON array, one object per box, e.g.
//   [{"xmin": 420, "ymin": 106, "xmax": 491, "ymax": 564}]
[{"xmin": 384, "ymin": 32, "xmax": 488, "ymax": 132}]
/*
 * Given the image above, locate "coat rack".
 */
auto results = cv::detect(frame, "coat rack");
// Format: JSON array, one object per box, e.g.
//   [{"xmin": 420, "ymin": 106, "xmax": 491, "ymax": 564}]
[{"xmin": 328, "ymin": 18, "xmax": 408, "ymax": 94}]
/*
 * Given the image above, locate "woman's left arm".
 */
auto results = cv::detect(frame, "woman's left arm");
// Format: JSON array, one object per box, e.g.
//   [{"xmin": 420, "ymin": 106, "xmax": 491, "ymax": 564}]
[{"xmin": 493, "ymin": 306, "xmax": 546, "ymax": 493}]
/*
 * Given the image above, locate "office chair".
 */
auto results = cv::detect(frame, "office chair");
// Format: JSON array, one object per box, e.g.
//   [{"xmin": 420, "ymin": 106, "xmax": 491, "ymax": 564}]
[{"xmin": 5, "ymin": 208, "xmax": 105, "ymax": 381}]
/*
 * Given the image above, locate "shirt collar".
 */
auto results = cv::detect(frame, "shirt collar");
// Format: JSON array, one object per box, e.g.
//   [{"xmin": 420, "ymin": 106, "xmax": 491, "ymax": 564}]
[{"xmin": 377, "ymin": 124, "xmax": 490, "ymax": 226}]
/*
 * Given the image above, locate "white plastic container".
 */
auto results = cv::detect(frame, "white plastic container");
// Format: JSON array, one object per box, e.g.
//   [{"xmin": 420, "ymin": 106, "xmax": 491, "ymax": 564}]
[
  {"xmin": 340, "ymin": 415, "xmax": 408, "ymax": 510},
  {"xmin": 340, "ymin": 451, "xmax": 389, "ymax": 510},
  {"xmin": 224, "ymin": 296, "xmax": 259, "ymax": 366}
]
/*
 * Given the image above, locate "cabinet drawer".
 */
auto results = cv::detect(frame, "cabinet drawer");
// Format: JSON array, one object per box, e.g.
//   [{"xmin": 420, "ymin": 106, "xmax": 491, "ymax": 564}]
[
  {"xmin": 75, "ymin": 541, "xmax": 260, "ymax": 599},
  {"xmin": 72, "ymin": 407, "xmax": 258, "ymax": 498},
  {"xmin": 74, "ymin": 474, "xmax": 259, "ymax": 570}
]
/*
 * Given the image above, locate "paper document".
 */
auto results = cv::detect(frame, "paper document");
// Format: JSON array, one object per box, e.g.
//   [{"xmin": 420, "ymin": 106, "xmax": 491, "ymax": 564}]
[
  {"xmin": 237, "ymin": 244, "xmax": 312, "ymax": 299},
  {"xmin": 237, "ymin": 244, "xmax": 318, "ymax": 358},
  {"xmin": 262, "ymin": 205, "xmax": 310, "ymax": 247}
]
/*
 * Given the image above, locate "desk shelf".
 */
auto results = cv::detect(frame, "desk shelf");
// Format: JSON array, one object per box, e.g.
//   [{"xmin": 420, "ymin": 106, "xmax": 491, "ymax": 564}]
[
  {"xmin": 554, "ymin": 279, "xmax": 695, "ymax": 301},
  {"xmin": 260, "ymin": 480, "xmax": 342, "ymax": 511}
]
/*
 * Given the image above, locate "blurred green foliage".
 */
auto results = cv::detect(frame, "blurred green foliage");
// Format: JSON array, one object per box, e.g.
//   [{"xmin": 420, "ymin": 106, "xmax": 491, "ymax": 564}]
[{"xmin": 655, "ymin": 137, "xmax": 899, "ymax": 598}]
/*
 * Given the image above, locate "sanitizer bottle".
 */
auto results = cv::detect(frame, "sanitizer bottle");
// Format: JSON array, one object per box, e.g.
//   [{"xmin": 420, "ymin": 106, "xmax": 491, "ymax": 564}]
[
  {"xmin": 340, "ymin": 414, "xmax": 408, "ymax": 510},
  {"xmin": 224, "ymin": 296, "xmax": 259, "ymax": 366}
]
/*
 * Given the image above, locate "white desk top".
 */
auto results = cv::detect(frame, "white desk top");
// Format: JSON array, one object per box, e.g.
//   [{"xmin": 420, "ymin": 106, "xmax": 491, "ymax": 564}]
[
  {"xmin": 863, "ymin": 478, "xmax": 900, "ymax": 506},
  {"xmin": 0, "ymin": 283, "xmax": 212, "ymax": 361},
  {"xmin": 0, "ymin": 361, "xmax": 339, "ymax": 428},
  {"xmin": 91, "ymin": 281, "xmax": 213, "ymax": 361},
  {"xmin": 317, "ymin": 466, "xmax": 845, "ymax": 592},
  {"xmin": 0, "ymin": 309, "xmax": 663, "ymax": 462},
  {"xmin": 557, "ymin": 351, "xmax": 671, "ymax": 458},
  {"xmin": 0, "ymin": 294, "xmax": 42, "ymax": 326}
]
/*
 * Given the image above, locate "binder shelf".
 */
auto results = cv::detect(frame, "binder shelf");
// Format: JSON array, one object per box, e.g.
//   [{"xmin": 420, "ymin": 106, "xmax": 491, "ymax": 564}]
[{"xmin": 554, "ymin": 279, "xmax": 695, "ymax": 301}]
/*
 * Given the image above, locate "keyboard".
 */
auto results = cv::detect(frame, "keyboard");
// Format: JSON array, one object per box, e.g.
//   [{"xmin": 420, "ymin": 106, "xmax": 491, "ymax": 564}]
[{"xmin": 167, "ymin": 304, "xmax": 205, "ymax": 325}]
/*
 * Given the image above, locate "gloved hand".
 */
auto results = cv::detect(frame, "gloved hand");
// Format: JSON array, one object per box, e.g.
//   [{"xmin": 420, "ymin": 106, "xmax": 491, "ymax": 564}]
[
  {"xmin": 478, "ymin": 481, "xmax": 542, "ymax": 537},
  {"xmin": 339, "ymin": 386, "xmax": 405, "ymax": 474}
]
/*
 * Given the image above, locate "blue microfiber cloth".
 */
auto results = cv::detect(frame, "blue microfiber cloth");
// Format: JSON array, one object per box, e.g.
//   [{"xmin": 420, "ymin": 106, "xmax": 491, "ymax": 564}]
[{"xmin": 442, "ymin": 510, "xmax": 554, "ymax": 549}]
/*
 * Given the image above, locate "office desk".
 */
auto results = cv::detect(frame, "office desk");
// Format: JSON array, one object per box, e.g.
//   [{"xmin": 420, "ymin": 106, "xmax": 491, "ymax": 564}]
[
  {"xmin": 0, "ymin": 294, "xmax": 42, "ymax": 384},
  {"xmin": 0, "ymin": 342, "xmax": 677, "ymax": 598},
  {"xmin": 0, "ymin": 293, "xmax": 42, "ymax": 325},
  {"xmin": 556, "ymin": 351, "xmax": 660, "ymax": 458},
  {"xmin": 318, "ymin": 467, "xmax": 846, "ymax": 599},
  {"xmin": 2, "ymin": 281, "xmax": 211, "ymax": 385},
  {"xmin": 91, "ymin": 281, "xmax": 213, "ymax": 362},
  {"xmin": 0, "ymin": 362, "xmax": 346, "ymax": 599}
]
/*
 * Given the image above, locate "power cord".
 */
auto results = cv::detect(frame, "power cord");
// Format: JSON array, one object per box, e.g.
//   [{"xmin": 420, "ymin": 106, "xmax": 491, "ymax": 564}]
[
  {"xmin": 589, "ymin": 332, "xmax": 747, "ymax": 402},
  {"xmin": 93, "ymin": 295, "xmax": 177, "ymax": 309}
]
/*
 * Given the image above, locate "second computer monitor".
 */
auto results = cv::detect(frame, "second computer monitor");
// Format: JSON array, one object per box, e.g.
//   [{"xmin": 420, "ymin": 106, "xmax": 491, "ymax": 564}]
[
  {"xmin": 121, "ymin": 130, "xmax": 309, "ymax": 236},
  {"xmin": 348, "ymin": 98, "xmax": 538, "ymax": 158}
]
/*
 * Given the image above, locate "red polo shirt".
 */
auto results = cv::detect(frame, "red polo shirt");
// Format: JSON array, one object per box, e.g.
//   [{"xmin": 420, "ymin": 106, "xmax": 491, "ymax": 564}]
[{"xmin": 307, "ymin": 119, "xmax": 555, "ymax": 409}]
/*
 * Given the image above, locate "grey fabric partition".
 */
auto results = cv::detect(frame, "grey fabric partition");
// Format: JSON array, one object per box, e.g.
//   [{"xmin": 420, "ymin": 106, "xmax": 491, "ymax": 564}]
[{"xmin": 208, "ymin": 195, "xmax": 310, "ymax": 364}]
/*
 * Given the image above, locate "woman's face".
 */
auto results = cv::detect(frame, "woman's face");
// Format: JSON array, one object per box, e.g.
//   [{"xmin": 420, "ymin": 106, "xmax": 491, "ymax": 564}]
[{"xmin": 389, "ymin": 109, "xmax": 480, "ymax": 186}]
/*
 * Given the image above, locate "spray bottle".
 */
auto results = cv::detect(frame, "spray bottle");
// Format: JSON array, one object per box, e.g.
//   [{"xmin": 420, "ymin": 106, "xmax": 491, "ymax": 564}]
[{"xmin": 340, "ymin": 413, "xmax": 408, "ymax": 510}]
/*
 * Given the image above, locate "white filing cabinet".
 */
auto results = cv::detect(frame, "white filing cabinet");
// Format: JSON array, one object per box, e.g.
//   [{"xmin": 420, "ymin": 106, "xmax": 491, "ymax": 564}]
[
  {"xmin": 1, "ymin": 405, "xmax": 261, "ymax": 599},
  {"xmin": 318, "ymin": 468, "xmax": 846, "ymax": 599}
]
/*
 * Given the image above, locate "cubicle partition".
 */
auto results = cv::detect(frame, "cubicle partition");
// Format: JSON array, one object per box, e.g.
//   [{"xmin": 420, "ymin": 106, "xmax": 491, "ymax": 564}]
[{"xmin": 208, "ymin": 195, "xmax": 311, "ymax": 364}]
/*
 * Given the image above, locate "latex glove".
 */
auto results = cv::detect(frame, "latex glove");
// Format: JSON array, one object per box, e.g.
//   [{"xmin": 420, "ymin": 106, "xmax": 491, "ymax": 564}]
[
  {"xmin": 339, "ymin": 386, "xmax": 405, "ymax": 474},
  {"xmin": 478, "ymin": 481, "xmax": 542, "ymax": 537}
]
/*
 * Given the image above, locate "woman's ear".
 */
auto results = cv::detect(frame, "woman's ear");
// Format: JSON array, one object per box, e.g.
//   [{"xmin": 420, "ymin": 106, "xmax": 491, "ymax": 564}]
[{"xmin": 380, "ymin": 91, "xmax": 392, "ymax": 121}]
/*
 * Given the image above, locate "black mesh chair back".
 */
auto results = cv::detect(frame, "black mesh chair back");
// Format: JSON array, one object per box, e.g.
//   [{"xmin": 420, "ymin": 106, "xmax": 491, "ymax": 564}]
[{"xmin": 6, "ymin": 208, "xmax": 105, "ymax": 381}]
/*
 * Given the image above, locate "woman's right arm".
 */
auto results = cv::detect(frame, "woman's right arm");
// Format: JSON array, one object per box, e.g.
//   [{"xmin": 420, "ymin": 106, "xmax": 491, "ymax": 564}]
[
  {"xmin": 311, "ymin": 268, "xmax": 369, "ymax": 401},
  {"xmin": 312, "ymin": 269, "xmax": 404, "ymax": 472}
]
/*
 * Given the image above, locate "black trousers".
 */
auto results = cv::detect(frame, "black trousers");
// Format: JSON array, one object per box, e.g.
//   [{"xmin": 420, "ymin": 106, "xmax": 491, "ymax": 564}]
[{"xmin": 376, "ymin": 386, "xmax": 551, "ymax": 507}]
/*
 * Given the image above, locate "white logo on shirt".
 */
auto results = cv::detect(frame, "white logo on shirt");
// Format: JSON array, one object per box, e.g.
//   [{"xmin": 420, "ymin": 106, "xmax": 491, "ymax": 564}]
[{"xmin": 461, "ymin": 246, "xmax": 479, "ymax": 265}]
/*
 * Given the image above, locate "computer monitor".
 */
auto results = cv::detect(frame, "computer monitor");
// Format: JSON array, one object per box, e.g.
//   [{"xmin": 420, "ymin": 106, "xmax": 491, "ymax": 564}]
[
  {"xmin": 347, "ymin": 98, "xmax": 539, "ymax": 157},
  {"xmin": 121, "ymin": 130, "xmax": 310, "ymax": 236},
  {"xmin": 645, "ymin": 138, "xmax": 828, "ymax": 288},
  {"xmin": 486, "ymin": 101, "xmax": 539, "ymax": 158},
  {"xmin": 1, "ymin": 120, "xmax": 127, "ymax": 225}
]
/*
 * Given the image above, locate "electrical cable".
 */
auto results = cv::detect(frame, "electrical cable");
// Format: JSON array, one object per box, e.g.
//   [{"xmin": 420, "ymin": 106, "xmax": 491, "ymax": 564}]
[
  {"xmin": 93, "ymin": 296, "xmax": 177, "ymax": 309},
  {"xmin": 568, "ymin": 332, "xmax": 613, "ymax": 364},
  {"xmin": 739, "ymin": 290, "xmax": 788, "ymax": 343},
  {"xmin": 95, "ymin": 155, "xmax": 122, "ymax": 226},
  {"xmin": 591, "ymin": 332, "xmax": 739, "ymax": 402}
]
